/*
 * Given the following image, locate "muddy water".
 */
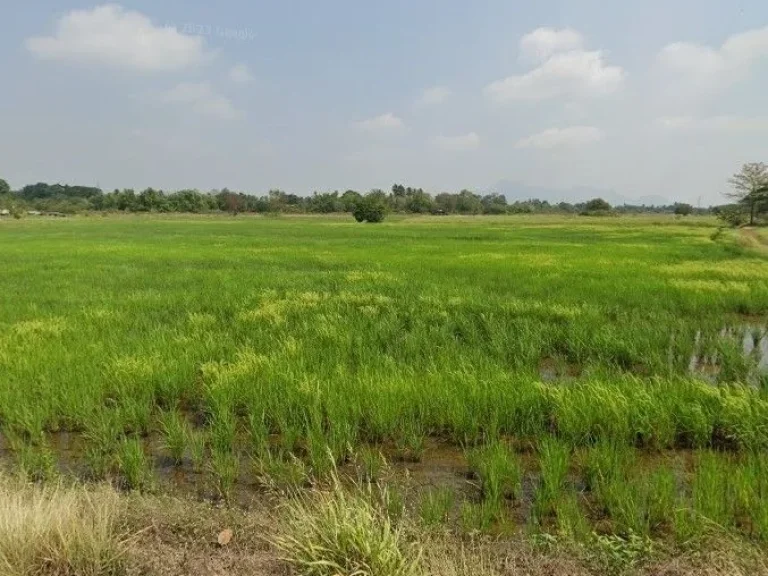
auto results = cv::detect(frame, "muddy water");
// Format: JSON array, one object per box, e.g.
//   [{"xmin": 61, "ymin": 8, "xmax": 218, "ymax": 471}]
[{"xmin": 688, "ymin": 324, "xmax": 768, "ymax": 385}]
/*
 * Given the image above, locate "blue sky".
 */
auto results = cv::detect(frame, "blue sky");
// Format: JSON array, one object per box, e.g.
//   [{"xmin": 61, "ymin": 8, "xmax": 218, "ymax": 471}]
[{"xmin": 2, "ymin": 1, "xmax": 768, "ymax": 204}]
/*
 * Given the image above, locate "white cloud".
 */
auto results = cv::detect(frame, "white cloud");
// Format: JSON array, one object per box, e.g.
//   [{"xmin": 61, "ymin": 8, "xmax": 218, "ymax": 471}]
[
  {"xmin": 658, "ymin": 26, "xmax": 768, "ymax": 86},
  {"xmin": 229, "ymin": 63, "xmax": 253, "ymax": 84},
  {"xmin": 486, "ymin": 49, "xmax": 625, "ymax": 101},
  {"xmin": 520, "ymin": 27, "xmax": 584, "ymax": 63},
  {"xmin": 656, "ymin": 115, "xmax": 768, "ymax": 133},
  {"xmin": 159, "ymin": 82, "xmax": 239, "ymax": 119},
  {"xmin": 25, "ymin": 4, "xmax": 211, "ymax": 72},
  {"xmin": 354, "ymin": 113, "xmax": 404, "ymax": 133},
  {"xmin": 434, "ymin": 132, "xmax": 480, "ymax": 151},
  {"xmin": 418, "ymin": 86, "xmax": 451, "ymax": 106},
  {"xmin": 515, "ymin": 126, "xmax": 604, "ymax": 149}
]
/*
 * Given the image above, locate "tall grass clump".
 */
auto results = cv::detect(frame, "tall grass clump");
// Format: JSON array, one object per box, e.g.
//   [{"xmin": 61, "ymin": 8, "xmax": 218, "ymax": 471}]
[
  {"xmin": 532, "ymin": 437, "xmax": 570, "ymax": 527},
  {"xmin": 157, "ymin": 410, "xmax": 189, "ymax": 465},
  {"xmin": 418, "ymin": 487, "xmax": 455, "ymax": 529},
  {"xmin": 115, "ymin": 437, "xmax": 152, "ymax": 491},
  {"xmin": 584, "ymin": 442, "xmax": 676, "ymax": 536},
  {"xmin": 466, "ymin": 441, "xmax": 522, "ymax": 504},
  {"xmin": 0, "ymin": 475, "xmax": 127, "ymax": 576},
  {"xmin": 272, "ymin": 475, "xmax": 420, "ymax": 576}
]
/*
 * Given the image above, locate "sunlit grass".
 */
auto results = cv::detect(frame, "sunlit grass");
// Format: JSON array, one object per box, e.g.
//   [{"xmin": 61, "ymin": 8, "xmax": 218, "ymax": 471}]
[{"xmin": 1, "ymin": 214, "xmax": 768, "ymax": 545}]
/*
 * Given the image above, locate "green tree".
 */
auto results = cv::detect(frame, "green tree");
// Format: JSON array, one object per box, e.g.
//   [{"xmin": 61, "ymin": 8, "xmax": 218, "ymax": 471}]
[
  {"xmin": 584, "ymin": 198, "xmax": 611, "ymax": 212},
  {"xmin": 0, "ymin": 179, "xmax": 10, "ymax": 195},
  {"xmin": 673, "ymin": 203, "xmax": 693, "ymax": 216},
  {"xmin": 727, "ymin": 162, "xmax": 768, "ymax": 226},
  {"xmin": 353, "ymin": 194, "xmax": 387, "ymax": 223}
]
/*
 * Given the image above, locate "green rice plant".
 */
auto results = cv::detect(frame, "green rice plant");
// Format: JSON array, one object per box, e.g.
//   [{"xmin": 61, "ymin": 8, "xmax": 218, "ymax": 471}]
[
  {"xmin": 115, "ymin": 436, "xmax": 152, "ymax": 491},
  {"xmin": 598, "ymin": 474, "xmax": 649, "ymax": 536},
  {"xmin": 554, "ymin": 493, "xmax": 590, "ymax": 542},
  {"xmin": 209, "ymin": 409, "xmax": 237, "ymax": 455},
  {"xmin": 459, "ymin": 500, "xmax": 502, "ymax": 535},
  {"xmin": 84, "ymin": 446, "xmax": 111, "ymax": 481},
  {"xmin": 247, "ymin": 409, "xmax": 270, "ymax": 459},
  {"xmin": 582, "ymin": 440, "xmax": 634, "ymax": 492},
  {"xmin": 186, "ymin": 428, "xmax": 206, "ymax": 473},
  {"xmin": 384, "ymin": 484, "xmax": 406, "ymax": 526},
  {"xmin": 275, "ymin": 413, "xmax": 302, "ymax": 457},
  {"xmin": 254, "ymin": 450, "xmax": 309, "ymax": 492},
  {"xmin": 271, "ymin": 474, "xmax": 420, "ymax": 576},
  {"xmin": 394, "ymin": 420, "xmax": 425, "ymax": 463},
  {"xmin": 418, "ymin": 487, "xmax": 455, "ymax": 529},
  {"xmin": 16, "ymin": 441, "xmax": 57, "ymax": 482},
  {"xmin": 83, "ymin": 410, "xmax": 122, "ymax": 457},
  {"xmin": 532, "ymin": 437, "xmax": 570, "ymax": 525},
  {"xmin": 728, "ymin": 452, "xmax": 768, "ymax": 541},
  {"xmin": 645, "ymin": 467, "xmax": 677, "ymax": 533},
  {"xmin": 210, "ymin": 448, "xmax": 240, "ymax": 501},
  {"xmin": 466, "ymin": 441, "xmax": 522, "ymax": 504},
  {"xmin": 355, "ymin": 446, "xmax": 387, "ymax": 483},
  {"xmin": 691, "ymin": 451, "xmax": 735, "ymax": 531},
  {"xmin": 157, "ymin": 409, "xmax": 189, "ymax": 465}
]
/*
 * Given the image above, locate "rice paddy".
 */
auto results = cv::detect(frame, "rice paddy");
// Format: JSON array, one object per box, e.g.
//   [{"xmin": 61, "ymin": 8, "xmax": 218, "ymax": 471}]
[{"xmin": 2, "ymin": 213, "xmax": 768, "ymax": 555}]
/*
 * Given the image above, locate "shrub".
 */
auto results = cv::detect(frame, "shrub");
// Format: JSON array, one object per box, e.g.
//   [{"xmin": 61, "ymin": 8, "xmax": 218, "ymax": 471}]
[
  {"xmin": 580, "ymin": 198, "xmax": 612, "ymax": 216},
  {"xmin": 352, "ymin": 195, "xmax": 387, "ymax": 223},
  {"xmin": 716, "ymin": 205, "xmax": 746, "ymax": 227},
  {"xmin": 674, "ymin": 203, "xmax": 694, "ymax": 216}
]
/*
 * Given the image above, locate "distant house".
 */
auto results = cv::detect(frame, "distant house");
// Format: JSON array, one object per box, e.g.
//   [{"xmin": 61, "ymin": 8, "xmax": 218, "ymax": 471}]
[{"xmin": 0, "ymin": 209, "xmax": 9, "ymax": 216}]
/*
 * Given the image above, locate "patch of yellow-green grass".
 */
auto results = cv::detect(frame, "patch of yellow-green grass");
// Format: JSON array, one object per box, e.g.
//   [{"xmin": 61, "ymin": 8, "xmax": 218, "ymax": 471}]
[
  {"xmin": 0, "ymin": 476, "xmax": 127, "ymax": 576},
  {"xmin": 272, "ymin": 475, "xmax": 421, "ymax": 576}
]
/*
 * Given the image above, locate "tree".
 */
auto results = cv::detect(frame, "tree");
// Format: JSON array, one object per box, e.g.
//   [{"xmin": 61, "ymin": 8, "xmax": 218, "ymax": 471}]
[
  {"xmin": 0, "ymin": 179, "xmax": 9, "ymax": 195},
  {"xmin": 727, "ymin": 162, "xmax": 768, "ymax": 225},
  {"xmin": 353, "ymin": 193, "xmax": 387, "ymax": 223},
  {"xmin": 341, "ymin": 190, "xmax": 362, "ymax": 212},
  {"xmin": 583, "ymin": 198, "xmax": 611, "ymax": 212},
  {"xmin": 716, "ymin": 205, "xmax": 746, "ymax": 227},
  {"xmin": 456, "ymin": 190, "xmax": 482, "ymax": 214},
  {"xmin": 674, "ymin": 203, "xmax": 693, "ymax": 216}
]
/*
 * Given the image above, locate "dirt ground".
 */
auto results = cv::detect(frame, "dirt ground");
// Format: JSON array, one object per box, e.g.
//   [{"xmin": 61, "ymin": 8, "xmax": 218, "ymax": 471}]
[{"xmin": 122, "ymin": 492, "xmax": 768, "ymax": 576}]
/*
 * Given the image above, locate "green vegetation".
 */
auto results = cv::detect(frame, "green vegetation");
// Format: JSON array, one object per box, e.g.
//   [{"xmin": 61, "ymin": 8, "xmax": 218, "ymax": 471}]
[{"xmin": 2, "ymin": 213, "xmax": 768, "ymax": 561}]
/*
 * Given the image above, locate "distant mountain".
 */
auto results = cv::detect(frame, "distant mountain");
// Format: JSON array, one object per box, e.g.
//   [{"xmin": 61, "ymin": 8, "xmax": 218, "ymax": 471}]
[{"xmin": 491, "ymin": 180, "xmax": 671, "ymax": 207}]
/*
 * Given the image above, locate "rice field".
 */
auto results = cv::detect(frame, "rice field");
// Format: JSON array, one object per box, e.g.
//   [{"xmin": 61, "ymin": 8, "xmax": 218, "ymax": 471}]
[{"xmin": 2, "ymin": 213, "xmax": 768, "ymax": 550}]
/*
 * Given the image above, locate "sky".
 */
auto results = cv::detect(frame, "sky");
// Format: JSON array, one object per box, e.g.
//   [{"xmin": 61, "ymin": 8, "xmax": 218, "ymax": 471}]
[{"xmin": 2, "ymin": 1, "xmax": 768, "ymax": 205}]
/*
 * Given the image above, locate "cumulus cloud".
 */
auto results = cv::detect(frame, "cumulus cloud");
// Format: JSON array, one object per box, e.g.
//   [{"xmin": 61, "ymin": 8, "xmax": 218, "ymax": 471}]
[
  {"xmin": 515, "ymin": 126, "xmax": 603, "ymax": 149},
  {"xmin": 25, "ymin": 4, "xmax": 211, "ymax": 72},
  {"xmin": 520, "ymin": 27, "xmax": 584, "ymax": 63},
  {"xmin": 159, "ymin": 82, "xmax": 239, "ymax": 119},
  {"xmin": 485, "ymin": 28, "xmax": 624, "ymax": 102},
  {"xmin": 229, "ymin": 63, "xmax": 253, "ymax": 83},
  {"xmin": 354, "ymin": 113, "xmax": 404, "ymax": 133},
  {"xmin": 418, "ymin": 86, "xmax": 451, "ymax": 106},
  {"xmin": 658, "ymin": 26, "xmax": 768, "ymax": 87},
  {"xmin": 434, "ymin": 132, "xmax": 480, "ymax": 151}
]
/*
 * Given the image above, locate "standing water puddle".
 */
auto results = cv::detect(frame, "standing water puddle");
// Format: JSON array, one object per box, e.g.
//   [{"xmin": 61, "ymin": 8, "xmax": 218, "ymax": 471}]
[{"xmin": 687, "ymin": 324, "xmax": 768, "ymax": 385}]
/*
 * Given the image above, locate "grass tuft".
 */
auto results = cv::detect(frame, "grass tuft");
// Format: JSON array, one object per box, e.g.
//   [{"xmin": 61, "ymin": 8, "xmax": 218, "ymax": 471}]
[{"xmin": 0, "ymin": 475, "xmax": 127, "ymax": 576}]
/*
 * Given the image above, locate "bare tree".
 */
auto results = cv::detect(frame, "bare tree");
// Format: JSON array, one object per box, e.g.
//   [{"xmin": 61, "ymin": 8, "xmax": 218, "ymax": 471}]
[{"xmin": 727, "ymin": 162, "xmax": 768, "ymax": 225}]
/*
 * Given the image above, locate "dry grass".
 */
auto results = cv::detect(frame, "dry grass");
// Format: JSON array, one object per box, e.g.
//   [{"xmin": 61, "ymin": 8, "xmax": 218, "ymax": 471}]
[
  {"xmin": 271, "ymin": 476, "xmax": 421, "ymax": 576},
  {"xmin": 0, "ymin": 476, "xmax": 127, "ymax": 576}
]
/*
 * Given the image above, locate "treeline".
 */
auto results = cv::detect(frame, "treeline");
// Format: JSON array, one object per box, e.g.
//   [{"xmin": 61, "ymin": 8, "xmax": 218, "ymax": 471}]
[{"xmin": 0, "ymin": 179, "xmax": 705, "ymax": 216}]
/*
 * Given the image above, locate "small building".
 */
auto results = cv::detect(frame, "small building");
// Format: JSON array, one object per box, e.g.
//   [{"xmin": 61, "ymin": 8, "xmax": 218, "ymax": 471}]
[{"xmin": 0, "ymin": 209, "xmax": 9, "ymax": 217}]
